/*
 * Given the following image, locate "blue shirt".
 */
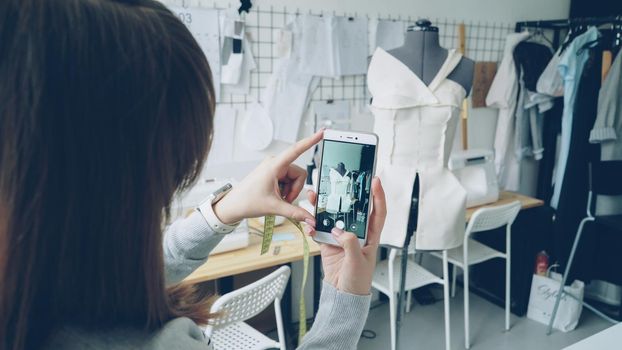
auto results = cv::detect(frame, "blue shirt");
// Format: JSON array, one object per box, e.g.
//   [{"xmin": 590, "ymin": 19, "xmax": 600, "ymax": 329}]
[{"xmin": 550, "ymin": 27, "xmax": 600, "ymax": 209}]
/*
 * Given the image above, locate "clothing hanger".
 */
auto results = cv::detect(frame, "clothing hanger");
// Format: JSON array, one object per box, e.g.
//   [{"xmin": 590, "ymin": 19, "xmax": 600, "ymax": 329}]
[
  {"xmin": 528, "ymin": 26, "xmax": 555, "ymax": 48},
  {"xmin": 560, "ymin": 21, "xmax": 588, "ymax": 54}
]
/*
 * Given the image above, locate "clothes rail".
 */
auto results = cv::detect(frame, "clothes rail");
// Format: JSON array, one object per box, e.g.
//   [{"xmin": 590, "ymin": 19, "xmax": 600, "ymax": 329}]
[
  {"xmin": 515, "ymin": 16, "xmax": 622, "ymax": 51},
  {"xmin": 516, "ymin": 16, "xmax": 622, "ymax": 31}
]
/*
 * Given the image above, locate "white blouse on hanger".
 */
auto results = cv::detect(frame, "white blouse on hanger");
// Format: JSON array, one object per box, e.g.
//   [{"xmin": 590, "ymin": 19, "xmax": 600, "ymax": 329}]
[
  {"xmin": 327, "ymin": 168, "xmax": 353, "ymax": 213},
  {"xmin": 486, "ymin": 31, "xmax": 531, "ymax": 192},
  {"xmin": 368, "ymin": 47, "xmax": 467, "ymax": 250}
]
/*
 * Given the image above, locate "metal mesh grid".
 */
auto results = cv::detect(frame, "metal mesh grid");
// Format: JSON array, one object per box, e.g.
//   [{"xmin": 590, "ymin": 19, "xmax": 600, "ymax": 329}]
[{"xmin": 164, "ymin": 1, "xmax": 515, "ymax": 107}]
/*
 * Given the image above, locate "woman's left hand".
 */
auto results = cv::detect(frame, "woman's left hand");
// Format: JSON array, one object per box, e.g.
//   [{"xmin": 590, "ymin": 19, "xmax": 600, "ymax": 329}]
[{"xmin": 212, "ymin": 130, "xmax": 323, "ymax": 225}]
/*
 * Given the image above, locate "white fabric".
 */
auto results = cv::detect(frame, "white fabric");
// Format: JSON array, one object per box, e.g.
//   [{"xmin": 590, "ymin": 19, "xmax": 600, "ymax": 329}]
[
  {"xmin": 368, "ymin": 47, "xmax": 467, "ymax": 250},
  {"xmin": 536, "ymin": 46, "xmax": 565, "ymax": 97},
  {"xmin": 326, "ymin": 169, "xmax": 353, "ymax": 213},
  {"xmin": 262, "ymin": 19, "xmax": 318, "ymax": 143},
  {"xmin": 486, "ymin": 32, "xmax": 531, "ymax": 191}
]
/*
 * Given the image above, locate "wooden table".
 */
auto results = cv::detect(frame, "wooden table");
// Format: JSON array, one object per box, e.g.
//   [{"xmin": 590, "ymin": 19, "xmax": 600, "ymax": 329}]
[
  {"xmin": 184, "ymin": 191, "xmax": 543, "ymax": 285},
  {"xmin": 466, "ymin": 191, "xmax": 543, "ymax": 221},
  {"xmin": 184, "ymin": 219, "xmax": 320, "ymax": 284}
]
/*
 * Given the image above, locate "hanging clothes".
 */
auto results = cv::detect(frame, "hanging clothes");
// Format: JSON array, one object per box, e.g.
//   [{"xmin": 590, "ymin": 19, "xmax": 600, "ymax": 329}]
[
  {"xmin": 536, "ymin": 46, "xmax": 565, "ymax": 97},
  {"xmin": 513, "ymin": 41, "xmax": 555, "ymax": 160},
  {"xmin": 554, "ymin": 46, "xmax": 602, "ymax": 275},
  {"xmin": 326, "ymin": 168, "xmax": 353, "ymax": 213},
  {"xmin": 550, "ymin": 26, "xmax": 600, "ymax": 209},
  {"xmin": 533, "ymin": 39, "xmax": 568, "ymax": 203},
  {"xmin": 368, "ymin": 47, "xmax": 467, "ymax": 250},
  {"xmin": 486, "ymin": 32, "xmax": 531, "ymax": 191},
  {"xmin": 590, "ymin": 50, "xmax": 622, "ymax": 215}
]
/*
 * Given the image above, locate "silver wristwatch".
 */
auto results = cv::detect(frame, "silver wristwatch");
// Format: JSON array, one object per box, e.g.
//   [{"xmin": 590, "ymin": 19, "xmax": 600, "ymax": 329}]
[{"xmin": 196, "ymin": 183, "xmax": 240, "ymax": 234}]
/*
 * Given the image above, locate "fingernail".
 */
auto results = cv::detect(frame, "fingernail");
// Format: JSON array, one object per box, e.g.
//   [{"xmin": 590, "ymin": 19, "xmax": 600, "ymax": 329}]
[
  {"xmin": 331, "ymin": 228, "xmax": 344, "ymax": 236},
  {"xmin": 304, "ymin": 225, "xmax": 313, "ymax": 234},
  {"xmin": 304, "ymin": 218, "xmax": 316, "ymax": 226}
]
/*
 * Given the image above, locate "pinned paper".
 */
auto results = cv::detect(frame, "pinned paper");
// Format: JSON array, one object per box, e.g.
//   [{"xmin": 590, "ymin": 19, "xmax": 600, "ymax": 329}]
[
  {"xmin": 168, "ymin": 6, "xmax": 222, "ymax": 102},
  {"xmin": 206, "ymin": 106, "xmax": 236, "ymax": 166}
]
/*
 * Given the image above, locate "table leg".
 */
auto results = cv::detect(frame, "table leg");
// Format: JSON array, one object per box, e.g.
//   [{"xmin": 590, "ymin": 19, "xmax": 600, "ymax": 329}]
[
  {"xmin": 314, "ymin": 255, "xmax": 322, "ymax": 314},
  {"xmin": 396, "ymin": 245, "xmax": 409, "ymax": 350},
  {"xmin": 284, "ymin": 262, "xmax": 294, "ymax": 348},
  {"xmin": 216, "ymin": 276, "xmax": 234, "ymax": 295}
]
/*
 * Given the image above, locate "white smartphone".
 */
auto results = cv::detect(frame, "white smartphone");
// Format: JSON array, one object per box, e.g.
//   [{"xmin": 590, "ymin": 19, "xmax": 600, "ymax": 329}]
[{"xmin": 313, "ymin": 129, "xmax": 378, "ymax": 247}]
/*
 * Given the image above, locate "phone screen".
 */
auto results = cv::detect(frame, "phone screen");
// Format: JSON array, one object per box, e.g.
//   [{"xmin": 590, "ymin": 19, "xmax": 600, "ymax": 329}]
[{"xmin": 315, "ymin": 139, "xmax": 376, "ymax": 239}]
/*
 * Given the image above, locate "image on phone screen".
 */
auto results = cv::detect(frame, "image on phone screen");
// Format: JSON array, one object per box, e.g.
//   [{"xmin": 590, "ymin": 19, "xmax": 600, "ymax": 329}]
[{"xmin": 315, "ymin": 140, "xmax": 376, "ymax": 239}]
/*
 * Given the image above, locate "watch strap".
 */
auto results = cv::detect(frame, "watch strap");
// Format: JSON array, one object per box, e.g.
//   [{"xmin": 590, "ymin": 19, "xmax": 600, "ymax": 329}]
[{"xmin": 197, "ymin": 196, "xmax": 240, "ymax": 235}]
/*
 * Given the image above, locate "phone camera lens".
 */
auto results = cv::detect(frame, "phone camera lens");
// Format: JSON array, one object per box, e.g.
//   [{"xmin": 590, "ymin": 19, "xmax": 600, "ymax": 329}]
[{"xmin": 355, "ymin": 137, "xmax": 358, "ymax": 140}]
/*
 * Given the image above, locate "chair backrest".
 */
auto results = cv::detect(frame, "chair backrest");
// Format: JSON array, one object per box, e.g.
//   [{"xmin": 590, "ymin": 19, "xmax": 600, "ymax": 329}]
[
  {"xmin": 206, "ymin": 265, "xmax": 291, "ymax": 331},
  {"xmin": 465, "ymin": 201, "xmax": 521, "ymax": 236},
  {"xmin": 590, "ymin": 161, "xmax": 622, "ymax": 196}
]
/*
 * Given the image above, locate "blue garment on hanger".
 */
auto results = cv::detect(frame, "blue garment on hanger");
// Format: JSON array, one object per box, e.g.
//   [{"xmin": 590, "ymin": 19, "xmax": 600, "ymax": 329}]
[{"xmin": 550, "ymin": 26, "xmax": 600, "ymax": 209}]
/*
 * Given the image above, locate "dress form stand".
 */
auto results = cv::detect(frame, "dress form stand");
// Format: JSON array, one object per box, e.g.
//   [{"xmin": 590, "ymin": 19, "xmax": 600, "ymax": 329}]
[{"xmin": 387, "ymin": 19, "xmax": 475, "ymax": 350}]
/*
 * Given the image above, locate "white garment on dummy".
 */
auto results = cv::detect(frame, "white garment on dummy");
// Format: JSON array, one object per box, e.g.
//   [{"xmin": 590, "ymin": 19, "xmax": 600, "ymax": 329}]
[
  {"xmin": 368, "ymin": 47, "xmax": 467, "ymax": 250},
  {"xmin": 326, "ymin": 169, "xmax": 353, "ymax": 213},
  {"xmin": 486, "ymin": 32, "xmax": 531, "ymax": 191}
]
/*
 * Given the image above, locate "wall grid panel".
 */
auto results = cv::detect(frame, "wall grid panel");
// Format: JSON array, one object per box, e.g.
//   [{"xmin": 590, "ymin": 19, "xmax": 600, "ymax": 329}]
[{"xmin": 163, "ymin": 1, "xmax": 515, "ymax": 108}]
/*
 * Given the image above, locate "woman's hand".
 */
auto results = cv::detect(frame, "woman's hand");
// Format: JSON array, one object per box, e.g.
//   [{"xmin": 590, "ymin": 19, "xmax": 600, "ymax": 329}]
[
  {"xmin": 212, "ymin": 130, "xmax": 323, "ymax": 225},
  {"xmin": 306, "ymin": 178, "xmax": 386, "ymax": 295}
]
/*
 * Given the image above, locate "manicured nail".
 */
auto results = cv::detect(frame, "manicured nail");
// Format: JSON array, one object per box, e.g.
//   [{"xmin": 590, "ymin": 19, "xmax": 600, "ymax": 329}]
[
  {"xmin": 331, "ymin": 228, "xmax": 344, "ymax": 236},
  {"xmin": 304, "ymin": 218, "xmax": 316, "ymax": 226}
]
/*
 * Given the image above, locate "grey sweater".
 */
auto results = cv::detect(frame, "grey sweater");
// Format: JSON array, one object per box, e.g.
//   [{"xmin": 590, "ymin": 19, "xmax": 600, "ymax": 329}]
[{"xmin": 45, "ymin": 211, "xmax": 371, "ymax": 349}]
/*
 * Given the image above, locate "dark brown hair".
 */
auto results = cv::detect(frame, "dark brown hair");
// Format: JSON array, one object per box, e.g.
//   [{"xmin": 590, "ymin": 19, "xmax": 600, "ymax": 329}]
[{"xmin": 0, "ymin": 0, "xmax": 217, "ymax": 348}]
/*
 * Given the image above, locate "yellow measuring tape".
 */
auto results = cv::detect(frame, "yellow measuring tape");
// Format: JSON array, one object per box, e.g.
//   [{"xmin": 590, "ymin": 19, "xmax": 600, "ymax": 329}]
[{"xmin": 261, "ymin": 215, "xmax": 310, "ymax": 343}]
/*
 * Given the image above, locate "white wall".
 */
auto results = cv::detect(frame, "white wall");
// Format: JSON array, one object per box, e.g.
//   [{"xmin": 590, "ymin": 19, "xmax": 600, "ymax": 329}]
[{"xmin": 176, "ymin": 0, "xmax": 571, "ymax": 185}]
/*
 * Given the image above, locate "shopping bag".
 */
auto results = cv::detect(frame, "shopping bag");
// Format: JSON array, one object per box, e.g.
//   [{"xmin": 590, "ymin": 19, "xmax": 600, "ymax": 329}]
[{"xmin": 527, "ymin": 272, "xmax": 584, "ymax": 332}]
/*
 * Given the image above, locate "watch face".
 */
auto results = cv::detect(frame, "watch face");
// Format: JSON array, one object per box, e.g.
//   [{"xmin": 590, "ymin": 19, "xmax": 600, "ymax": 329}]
[{"xmin": 212, "ymin": 183, "xmax": 233, "ymax": 203}]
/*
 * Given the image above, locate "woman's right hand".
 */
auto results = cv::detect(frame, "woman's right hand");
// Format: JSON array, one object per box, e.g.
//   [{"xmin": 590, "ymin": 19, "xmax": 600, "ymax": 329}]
[
  {"xmin": 306, "ymin": 178, "xmax": 386, "ymax": 295},
  {"xmin": 213, "ymin": 130, "xmax": 323, "ymax": 225}
]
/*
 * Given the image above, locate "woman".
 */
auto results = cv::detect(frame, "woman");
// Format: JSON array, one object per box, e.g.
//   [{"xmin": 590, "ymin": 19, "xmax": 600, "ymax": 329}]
[{"xmin": 0, "ymin": 1, "xmax": 387, "ymax": 349}]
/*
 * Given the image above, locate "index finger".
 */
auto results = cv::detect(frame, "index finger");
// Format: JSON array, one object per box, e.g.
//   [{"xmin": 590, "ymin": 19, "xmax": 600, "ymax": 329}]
[{"xmin": 276, "ymin": 129, "xmax": 324, "ymax": 166}]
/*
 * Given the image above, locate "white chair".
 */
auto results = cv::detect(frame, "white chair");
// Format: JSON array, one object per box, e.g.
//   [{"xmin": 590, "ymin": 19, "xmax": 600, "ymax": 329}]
[
  {"xmin": 205, "ymin": 266, "xmax": 290, "ymax": 350},
  {"xmin": 432, "ymin": 201, "xmax": 520, "ymax": 349},
  {"xmin": 372, "ymin": 241, "xmax": 452, "ymax": 350}
]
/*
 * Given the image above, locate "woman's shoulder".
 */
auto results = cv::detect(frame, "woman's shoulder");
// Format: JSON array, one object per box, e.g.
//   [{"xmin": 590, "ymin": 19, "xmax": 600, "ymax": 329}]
[{"xmin": 44, "ymin": 317, "xmax": 212, "ymax": 350}]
